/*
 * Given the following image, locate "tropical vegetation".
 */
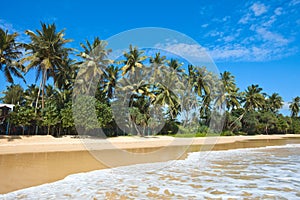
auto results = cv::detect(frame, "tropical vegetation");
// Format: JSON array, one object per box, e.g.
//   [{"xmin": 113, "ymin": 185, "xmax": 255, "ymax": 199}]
[{"xmin": 1, "ymin": 23, "xmax": 300, "ymax": 136}]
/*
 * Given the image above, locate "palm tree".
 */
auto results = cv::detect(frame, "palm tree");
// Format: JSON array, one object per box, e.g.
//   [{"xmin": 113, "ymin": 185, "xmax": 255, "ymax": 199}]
[
  {"xmin": 289, "ymin": 96, "xmax": 300, "ymax": 118},
  {"xmin": 217, "ymin": 71, "xmax": 240, "ymax": 111},
  {"xmin": 23, "ymin": 23, "xmax": 72, "ymax": 109},
  {"xmin": 149, "ymin": 52, "xmax": 167, "ymax": 80},
  {"xmin": 167, "ymin": 59, "xmax": 184, "ymax": 77},
  {"xmin": 153, "ymin": 70, "xmax": 183, "ymax": 120},
  {"xmin": 192, "ymin": 66, "xmax": 211, "ymax": 97},
  {"xmin": 242, "ymin": 84, "xmax": 265, "ymax": 111},
  {"xmin": 76, "ymin": 37, "xmax": 112, "ymax": 94},
  {"xmin": 103, "ymin": 65, "xmax": 120, "ymax": 99},
  {"xmin": 266, "ymin": 93, "xmax": 283, "ymax": 113},
  {"xmin": 0, "ymin": 28, "xmax": 24, "ymax": 83},
  {"xmin": 120, "ymin": 45, "xmax": 147, "ymax": 78},
  {"xmin": 188, "ymin": 65, "xmax": 214, "ymax": 121},
  {"xmin": 55, "ymin": 58, "xmax": 78, "ymax": 91},
  {"xmin": 1, "ymin": 84, "xmax": 24, "ymax": 105},
  {"xmin": 24, "ymin": 84, "xmax": 40, "ymax": 107}
]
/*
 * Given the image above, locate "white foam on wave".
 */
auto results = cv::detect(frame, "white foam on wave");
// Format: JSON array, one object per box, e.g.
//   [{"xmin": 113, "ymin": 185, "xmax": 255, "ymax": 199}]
[{"xmin": 2, "ymin": 143, "xmax": 300, "ymax": 199}]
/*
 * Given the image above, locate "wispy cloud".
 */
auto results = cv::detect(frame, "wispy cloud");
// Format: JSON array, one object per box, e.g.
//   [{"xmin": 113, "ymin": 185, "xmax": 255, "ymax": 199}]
[
  {"xmin": 250, "ymin": 2, "xmax": 268, "ymax": 16},
  {"xmin": 198, "ymin": 1, "xmax": 300, "ymax": 62},
  {"xmin": 0, "ymin": 19, "xmax": 17, "ymax": 33},
  {"xmin": 154, "ymin": 42, "xmax": 212, "ymax": 63},
  {"xmin": 289, "ymin": 0, "xmax": 300, "ymax": 6},
  {"xmin": 0, "ymin": 19, "xmax": 29, "ymax": 43},
  {"xmin": 201, "ymin": 24, "xmax": 209, "ymax": 28},
  {"xmin": 256, "ymin": 27, "xmax": 290, "ymax": 46}
]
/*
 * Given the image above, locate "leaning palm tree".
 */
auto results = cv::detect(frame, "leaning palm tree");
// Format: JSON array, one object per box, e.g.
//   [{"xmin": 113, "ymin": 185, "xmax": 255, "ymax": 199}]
[
  {"xmin": 242, "ymin": 84, "xmax": 265, "ymax": 111},
  {"xmin": 23, "ymin": 23, "xmax": 72, "ymax": 109},
  {"xmin": 289, "ymin": 96, "xmax": 300, "ymax": 118},
  {"xmin": 0, "ymin": 28, "xmax": 24, "ymax": 83}
]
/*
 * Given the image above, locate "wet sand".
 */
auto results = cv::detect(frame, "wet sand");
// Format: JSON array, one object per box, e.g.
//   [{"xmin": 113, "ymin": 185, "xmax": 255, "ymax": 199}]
[{"xmin": 0, "ymin": 134, "xmax": 300, "ymax": 194}]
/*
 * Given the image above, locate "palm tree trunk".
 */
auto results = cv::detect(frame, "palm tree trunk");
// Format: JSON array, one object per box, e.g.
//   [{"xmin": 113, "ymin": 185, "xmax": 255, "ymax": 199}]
[
  {"xmin": 35, "ymin": 79, "xmax": 43, "ymax": 113},
  {"xmin": 42, "ymin": 69, "xmax": 47, "ymax": 109},
  {"xmin": 133, "ymin": 122, "xmax": 141, "ymax": 136}
]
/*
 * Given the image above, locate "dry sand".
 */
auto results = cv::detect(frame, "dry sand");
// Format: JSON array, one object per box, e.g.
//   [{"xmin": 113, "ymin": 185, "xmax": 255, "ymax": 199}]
[{"xmin": 1, "ymin": 134, "xmax": 299, "ymax": 155}]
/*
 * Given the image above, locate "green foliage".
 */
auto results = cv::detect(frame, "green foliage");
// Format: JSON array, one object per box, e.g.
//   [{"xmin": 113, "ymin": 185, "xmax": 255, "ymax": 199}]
[
  {"xmin": 9, "ymin": 105, "xmax": 36, "ymax": 134},
  {"xmin": 73, "ymin": 95, "xmax": 99, "ymax": 131},
  {"xmin": 241, "ymin": 111, "xmax": 259, "ymax": 135},
  {"xmin": 220, "ymin": 130, "xmax": 235, "ymax": 136},
  {"xmin": 95, "ymin": 100, "xmax": 113, "ymax": 127},
  {"xmin": 1, "ymin": 23, "xmax": 300, "ymax": 137},
  {"xmin": 42, "ymin": 100, "xmax": 60, "ymax": 134},
  {"xmin": 60, "ymin": 102, "xmax": 74, "ymax": 128},
  {"xmin": 73, "ymin": 95, "xmax": 113, "ymax": 132},
  {"xmin": 1, "ymin": 84, "xmax": 24, "ymax": 105},
  {"xmin": 289, "ymin": 118, "xmax": 300, "ymax": 134},
  {"xmin": 0, "ymin": 28, "xmax": 24, "ymax": 83}
]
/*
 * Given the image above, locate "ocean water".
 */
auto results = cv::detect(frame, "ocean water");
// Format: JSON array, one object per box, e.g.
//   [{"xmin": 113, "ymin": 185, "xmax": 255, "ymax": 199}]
[{"xmin": 1, "ymin": 143, "xmax": 300, "ymax": 199}]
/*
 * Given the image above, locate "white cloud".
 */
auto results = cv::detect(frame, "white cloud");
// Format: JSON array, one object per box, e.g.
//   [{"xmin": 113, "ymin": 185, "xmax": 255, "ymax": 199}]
[
  {"xmin": 199, "ymin": 1, "xmax": 299, "ymax": 62},
  {"xmin": 154, "ymin": 42, "xmax": 212, "ymax": 63},
  {"xmin": 0, "ymin": 19, "xmax": 17, "ymax": 32},
  {"xmin": 0, "ymin": 19, "xmax": 28, "ymax": 43},
  {"xmin": 238, "ymin": 13, "xmax": 252, "ymax": 24},
  {"xmin": 282, "ymin": 102, "xmax": 290, "ymax": 110},
  {"xmin": 201, "ymin": 24, "xmax": 209, "ymax": 28},
  {"xmin": 208, "ymin": 43, "xmax": 297, "ymax": 62},
  {"xmin": 256, "ymin": 28, "xmax": 290, "ymax": 46},
  {"xmin": 250, "ymin": 2, "xmax": 268, "ymax": 16}
]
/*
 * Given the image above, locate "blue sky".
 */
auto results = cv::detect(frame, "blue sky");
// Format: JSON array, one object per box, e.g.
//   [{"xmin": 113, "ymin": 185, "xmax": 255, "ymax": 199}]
[{"xmin": 0, "ymin": 0, "xmax": 300, "ymax": 115}]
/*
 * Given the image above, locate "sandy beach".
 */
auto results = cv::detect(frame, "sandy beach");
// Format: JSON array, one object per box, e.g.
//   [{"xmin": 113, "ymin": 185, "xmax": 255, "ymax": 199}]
[
  {"xmin": 1, "ymin": 134, "xmax": 300, "ymax": 194},
  {"xmin": 1, "ymin": 134, "xmax": 300, "ymax": 155}
]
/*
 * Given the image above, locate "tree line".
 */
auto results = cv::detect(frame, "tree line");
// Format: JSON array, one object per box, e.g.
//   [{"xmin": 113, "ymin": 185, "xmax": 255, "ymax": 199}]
[{"xmin": 1, "ymin": 23, "xmax": 300, "ymax": 137}]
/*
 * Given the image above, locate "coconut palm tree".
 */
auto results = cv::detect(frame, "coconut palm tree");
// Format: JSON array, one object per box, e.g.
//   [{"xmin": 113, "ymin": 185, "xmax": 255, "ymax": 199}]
[
  {"xmin": 24, "ymin": 84, "xmax": 40, "ymax": 107},
  {"xmin": 23, "ymin": 23, "xmax": 72, "ymax": 109},
  {"xmin": 192, "ymin": 66, "xmax": 211, "ymax": 97},
  {"xmin": 289, "ymin": 96, "xmax": 300, "ymax": 118},
  {"xmin": 153, "ymin": 70, "xmax": 183, "ymax": 120},
  {"xmin": 1, "ymin": 84, "xmax": 24, "ymax": 105},
  {"xmin": 76, "ymin": 37, "xmax": 112, "ymax": 95},
  {"xmin": 242, "ymin": 84, "xmax": 265, "ymax": 111},
  {"xmin": 55, "ymin": 58, "xmax": 78, "ymax": 91},
  {"xmin": 167, "ymin": 58, "xmax": 184, "ymax": 77},
  {"xmin": 217, "ymin": 71, "xmax": 240, "ymax": 111},
  {"xmin": 120, "ymin": 45, "xmax": 147, "ymax": 78},
  {"xmin": 103, "ymin": 65, "xmax": 120, "ymax": 99},
  {"xmin": 149, "ymin": 52, "xmax": 167, "ymax": 80},
  {"xmin": 266, "ymin": 93, "xmax": 283, "ymax": 113},
  {"xmin": 0, "ymin": 28, "xmax": 24, "ymax": 83}
]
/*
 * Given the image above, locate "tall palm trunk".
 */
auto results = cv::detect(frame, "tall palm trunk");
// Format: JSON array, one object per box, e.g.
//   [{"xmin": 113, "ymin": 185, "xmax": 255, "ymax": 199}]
[{"xmin": 41, "ymin": 69, "xmax": 47, "ymax": 109}]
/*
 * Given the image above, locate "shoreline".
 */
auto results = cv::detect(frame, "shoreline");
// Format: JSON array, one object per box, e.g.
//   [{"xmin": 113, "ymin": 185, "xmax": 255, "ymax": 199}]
[
  {"xmin": 1, "ymin": 134, "xmax": 300, "ymax": 194},
  {"xmin": 1, "ymin": 134, "xmax": 300, "ymax": 155}
]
